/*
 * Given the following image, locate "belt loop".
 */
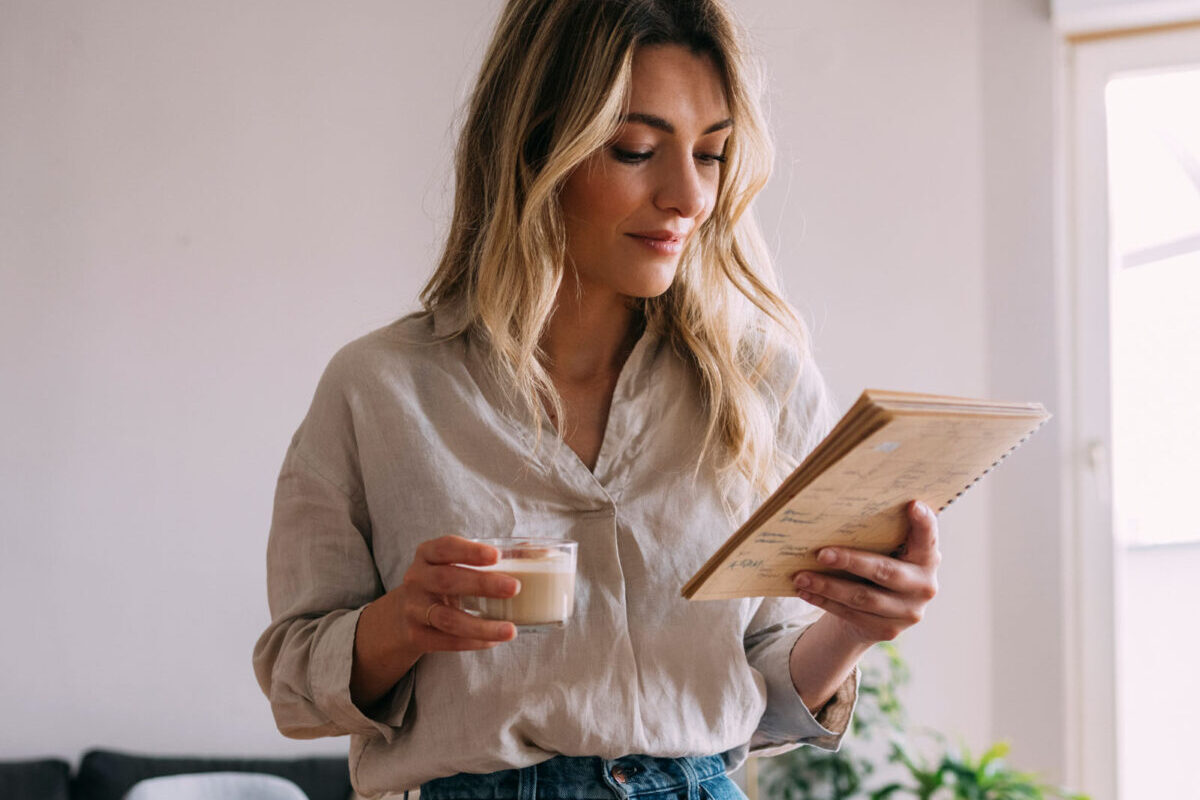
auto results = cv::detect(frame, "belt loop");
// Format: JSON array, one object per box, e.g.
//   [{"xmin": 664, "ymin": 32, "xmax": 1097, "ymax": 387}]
[
  {"xmin": 517, "ymin": 762, "xmax": 538, "ymax": 800},
  {"xmin": 677, "ymin": 756, "xmax": 701, "ymax": 800}
]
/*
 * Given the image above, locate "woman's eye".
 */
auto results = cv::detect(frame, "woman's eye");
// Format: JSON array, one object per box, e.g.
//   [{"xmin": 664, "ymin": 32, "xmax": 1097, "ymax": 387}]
[
  {"xmin": 611, "ymin": 147, "xmax": 652, "ymax": 164},
  {"xmin": 609, "ymin": 147, "xmax": 727, "ymax": 165}
]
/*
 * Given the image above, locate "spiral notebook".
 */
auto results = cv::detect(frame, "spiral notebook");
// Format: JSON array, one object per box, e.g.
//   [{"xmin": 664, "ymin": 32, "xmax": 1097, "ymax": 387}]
[{"xmin": 681, "ymin": 389, "xmax": 1051, "ymax": 600}]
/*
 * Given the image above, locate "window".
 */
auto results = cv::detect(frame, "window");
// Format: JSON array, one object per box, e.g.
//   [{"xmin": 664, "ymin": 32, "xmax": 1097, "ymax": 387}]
[
  {"xmin": 1107, "ymin": 68, "xmax": 1200, "ymax": 549},
  {"xmin": 1071, "ymin": 25, "xmax": 1200, "ymax": 800}
]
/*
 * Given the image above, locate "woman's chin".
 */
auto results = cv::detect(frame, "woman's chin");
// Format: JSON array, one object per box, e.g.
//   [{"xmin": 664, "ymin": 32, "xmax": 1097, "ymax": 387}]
[
  {"xmin": 572, "ymin": 259, "xmax": 679, "ymax": 302},
  {"xmin": 623, "ymin": 265, "xmax": 679, "ymax": 299}
]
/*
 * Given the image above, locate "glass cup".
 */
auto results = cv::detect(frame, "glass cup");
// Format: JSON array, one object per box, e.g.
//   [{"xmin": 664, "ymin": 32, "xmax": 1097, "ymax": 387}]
[{"xmin": 462, "ymin": 538, "xmax": 578, "ymax": 631}]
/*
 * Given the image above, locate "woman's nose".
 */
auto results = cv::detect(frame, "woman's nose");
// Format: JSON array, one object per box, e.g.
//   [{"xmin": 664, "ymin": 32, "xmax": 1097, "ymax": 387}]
[{"xmin": 653, "ymin": 154, "xmax": 709, "ymax": 219}]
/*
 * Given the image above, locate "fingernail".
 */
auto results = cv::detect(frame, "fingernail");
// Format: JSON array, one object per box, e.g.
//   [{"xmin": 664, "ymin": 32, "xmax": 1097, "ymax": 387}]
[
  {"xmin": 915, "ymin": 501, "xmax": 930, "ymax": 517},
  {"xmin": 818, "ymin": 549, "xmax": 837, "ymax": 565},
  {"xmin": 794, "ymin": 573, "xmax": 811, "ymax": 589},
  {"xmin": 503, "ymin": 577, "xmax": 521, "ymax": 595}
]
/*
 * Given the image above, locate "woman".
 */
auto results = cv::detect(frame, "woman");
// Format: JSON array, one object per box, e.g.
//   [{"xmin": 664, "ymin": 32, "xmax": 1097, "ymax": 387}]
[{"xmin": 253, "ymin": 1, "xmax": 941, "ymax": 798}]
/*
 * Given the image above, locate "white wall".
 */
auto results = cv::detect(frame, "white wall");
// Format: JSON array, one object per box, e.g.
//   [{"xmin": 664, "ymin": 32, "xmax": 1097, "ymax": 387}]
[
  {"xmin": 1, "ymin": 0, "xmax": 1025, "ymax": 776},
  {"xmin": 981, "ymin": 0, "xmax": 1074, "ymax": 784},
  {"xmin": 0, "ymin": 0, "xmax": 496, "ymax": 760},
  {"xmin": 742, "ymin": 0, "xmax": 992, "ymax": 754}
]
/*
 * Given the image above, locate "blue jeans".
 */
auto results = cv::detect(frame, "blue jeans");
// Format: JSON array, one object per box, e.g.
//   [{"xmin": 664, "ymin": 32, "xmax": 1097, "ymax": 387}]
[{"xmin": 416, "ymin": 754, "xmax": 748, "ymax": 800}]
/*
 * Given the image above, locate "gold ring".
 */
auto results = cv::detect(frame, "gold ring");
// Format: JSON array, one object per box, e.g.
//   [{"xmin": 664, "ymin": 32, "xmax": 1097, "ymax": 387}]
[{"xmin": 424, "ymin": 602, "xmax": 440, "ymax": 628}]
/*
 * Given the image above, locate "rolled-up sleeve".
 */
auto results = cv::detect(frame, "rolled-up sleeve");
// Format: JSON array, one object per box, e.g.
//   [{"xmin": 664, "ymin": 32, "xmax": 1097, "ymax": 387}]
[
  {"xmin": 744, "ymin": 598, "xmax": 859, "ymax": 754},
  {"xmin": 251, "ymin": 351, "xmax": 413, "ymax": 742}
]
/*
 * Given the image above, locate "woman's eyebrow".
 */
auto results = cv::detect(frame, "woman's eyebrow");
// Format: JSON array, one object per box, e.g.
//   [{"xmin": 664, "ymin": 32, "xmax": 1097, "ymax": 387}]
[{"xmin": 622, "ymin": 112, "xmax": 733, "ymax": 135}]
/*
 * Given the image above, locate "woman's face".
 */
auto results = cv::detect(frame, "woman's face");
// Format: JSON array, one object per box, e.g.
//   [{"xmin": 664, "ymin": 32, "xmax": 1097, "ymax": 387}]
[{"xmin": 559, "ymin": 44, "xmax": 731, "ymax": 303}]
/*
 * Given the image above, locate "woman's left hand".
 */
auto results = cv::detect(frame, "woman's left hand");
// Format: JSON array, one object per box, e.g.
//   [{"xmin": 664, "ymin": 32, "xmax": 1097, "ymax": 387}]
[{"xmin": 791, "ymin": 500, "xmax": 941, "ymax": 646}]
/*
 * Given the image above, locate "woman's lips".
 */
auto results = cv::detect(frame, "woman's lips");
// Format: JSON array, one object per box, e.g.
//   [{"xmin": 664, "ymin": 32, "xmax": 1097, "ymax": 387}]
[{"xmin": 626, "ymin": 232, "xmax": 685, "ymax": 255}]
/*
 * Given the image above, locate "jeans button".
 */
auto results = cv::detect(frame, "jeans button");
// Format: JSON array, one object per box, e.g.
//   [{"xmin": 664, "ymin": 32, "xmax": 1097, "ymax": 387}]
[{"xmin": 610, "ymin": 764, "xmax": 641, "ymax": 784}]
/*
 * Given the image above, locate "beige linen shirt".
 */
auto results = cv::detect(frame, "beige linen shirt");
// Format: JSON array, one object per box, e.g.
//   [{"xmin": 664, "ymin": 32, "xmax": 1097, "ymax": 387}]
[{"xmin": 253, "ymin": 308, "xmax": 858, "ymax": 797}]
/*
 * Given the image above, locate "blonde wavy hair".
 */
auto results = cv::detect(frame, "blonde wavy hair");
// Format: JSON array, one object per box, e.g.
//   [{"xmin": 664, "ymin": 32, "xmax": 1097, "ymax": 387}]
[{"xmin": 421, "ymin": 0, "xmax": 817, "ymax": 500}]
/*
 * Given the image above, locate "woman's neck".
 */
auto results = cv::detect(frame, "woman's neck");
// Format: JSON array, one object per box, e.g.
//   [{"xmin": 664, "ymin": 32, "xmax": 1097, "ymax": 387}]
[{"xmin": 540, "ymin": 285, "xmax": 642, "ymax": 385}]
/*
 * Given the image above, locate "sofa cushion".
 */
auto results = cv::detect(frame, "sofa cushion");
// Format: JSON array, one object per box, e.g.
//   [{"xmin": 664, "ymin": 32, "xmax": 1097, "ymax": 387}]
[
  {"xmin": 0, "ymin": 758, "xmax": 71, "ymax": 800},
  {"xmin": 124, "ymin": 772, "xmax": 310, "ymax": 800},
  {"xmin": 73, "ymin": 749, "xmax": 351, "ymax": 800}
]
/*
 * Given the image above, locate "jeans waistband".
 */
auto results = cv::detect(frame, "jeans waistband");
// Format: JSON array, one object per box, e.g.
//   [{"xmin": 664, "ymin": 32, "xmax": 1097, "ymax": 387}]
[{"xmin": 419, "ymin": 754, "xmax": 727, "ymax": 800}]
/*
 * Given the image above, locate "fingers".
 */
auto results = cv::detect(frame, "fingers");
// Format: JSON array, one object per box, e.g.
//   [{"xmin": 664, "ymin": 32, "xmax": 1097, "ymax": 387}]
[
  {"xmin": 793, "ymin": 571, "xmax": 928, "ymax": 621},
  {"xmin": 790, "ymin": 500, "xmax": 941, "ymax": 646},
  {"xmin": 419, "ymin": 598, "xmax": 516, "ymax": 646},
  {"xmin": 809, "ymin": 500, "xmax": 940, "ymax": 580},
  {"xmin": 807, "ymin": 547, "xmax": 936, "ymax": 597},
  {"xmin": 409, "ymin": 535, "xmax": 521, "ymax": 600},
  {"xmin": 407, "ymin": 562, "xmax": 521, "ymax": 600},
  {"xmin": 417, "ymin": 535, "xmax": 501, "ymax": 567},
  {"xmin": 391, "ymin": 536, "xmax": 524, "ymax": 657}
]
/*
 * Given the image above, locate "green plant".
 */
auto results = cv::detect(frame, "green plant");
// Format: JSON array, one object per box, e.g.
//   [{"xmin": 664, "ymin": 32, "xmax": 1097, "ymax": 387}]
[
  {"xmin": 756, "ymin": 645, "xmax": 1088, "ymax": 800},
  {"xmin": 872, "ymin": 739, "xmax": 1089, "ymax": 800},
  {"xmin": 758, "ymin": 643, "xmax": 907, "ymax": 800}
]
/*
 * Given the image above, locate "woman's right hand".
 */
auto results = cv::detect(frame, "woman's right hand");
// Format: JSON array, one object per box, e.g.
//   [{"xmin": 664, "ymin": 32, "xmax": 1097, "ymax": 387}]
[{"xmin": 350, "ymin": 535, "xmax": 519, "ymax": 709}]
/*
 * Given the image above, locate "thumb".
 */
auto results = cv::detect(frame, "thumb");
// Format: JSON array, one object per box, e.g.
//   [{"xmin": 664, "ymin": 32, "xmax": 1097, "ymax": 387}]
[{"xmin": 901, "ymin": 500, "xmax": 940, "ymax": 566}]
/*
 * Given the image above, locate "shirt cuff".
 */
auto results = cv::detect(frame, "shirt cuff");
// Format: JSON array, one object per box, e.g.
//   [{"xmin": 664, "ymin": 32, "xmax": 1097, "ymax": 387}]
[
  {"xmin": 310, "ymin": 606, "xmax": 415, "ymax": 742},
  {"xmin": 750, "ymin": 629, "xmax": 860, "ymax": 755}
]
